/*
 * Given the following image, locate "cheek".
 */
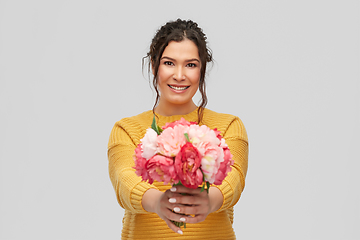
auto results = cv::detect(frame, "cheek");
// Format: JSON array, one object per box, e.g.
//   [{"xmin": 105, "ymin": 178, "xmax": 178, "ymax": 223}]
[
  {"xmin": 190, "ymin": 71, "xmax": 201, "ymax": 85},
  {"xmin": 156, "ymin": 69, "xmax": 166, "ymax": 87},
  {"xmin": 158, "ymin": 66, "xmax": 172, "ymax": 79}
]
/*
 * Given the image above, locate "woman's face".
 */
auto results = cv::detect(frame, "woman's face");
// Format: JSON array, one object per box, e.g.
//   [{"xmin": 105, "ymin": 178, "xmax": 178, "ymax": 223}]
[{"xmin": 156, "ymin": 39, "xmax": 201, "ymax": 111}]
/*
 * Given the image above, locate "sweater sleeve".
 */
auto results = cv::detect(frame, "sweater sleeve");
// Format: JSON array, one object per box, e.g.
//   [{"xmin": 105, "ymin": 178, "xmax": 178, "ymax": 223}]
[
  {"xmin": 214, "ymin": 117, "xmax": 248, "ymax": 212},
  {"xmin": 108, "ymin": 122, "xmax": 158, "ymax": 214}
]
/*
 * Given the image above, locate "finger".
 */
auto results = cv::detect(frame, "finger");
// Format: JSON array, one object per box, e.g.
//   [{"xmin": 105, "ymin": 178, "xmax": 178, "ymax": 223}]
[
  {"xmin": 181, "ymin": 214, "xmax": 207, "ymax": 224},
  {"xmin": 171, "ymin": 185, "xmax": 201, "ymax": 194},
  {"xmin": 171, "ymin": 194, "xmax": 208, "ymax": 206},
  {"xmin": 164, "ymin": 208, "xmax": 188, "ymax": 222},
  {"xmin": 163, "ymin": 190, "xmax": 181, "ymax": 207},
  {"xmin": 158, "ymin": 208, "xmax": 186, "ymax": 233},
  {"xmin": 163, "ymin": 189, "xmax": 176, "ymax": 199},
  {"xmin": 177, "ymin": 204, "xmax": 207, "ymax": 216},
  {"xmin": 164, "ymin": 218, "xmax": 184, "ymax": 235}
]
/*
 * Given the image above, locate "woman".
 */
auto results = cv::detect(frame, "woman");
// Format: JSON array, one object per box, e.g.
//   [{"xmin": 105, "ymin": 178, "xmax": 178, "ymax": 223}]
[{"xmin": 108, "ymin": 19, "xmax": 248, "ymax": 239}]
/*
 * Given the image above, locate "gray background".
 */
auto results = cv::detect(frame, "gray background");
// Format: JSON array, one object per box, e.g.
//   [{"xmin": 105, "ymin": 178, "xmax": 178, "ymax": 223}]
[{"xmin": 1, "ymin": 0, "xmax": 359, "ymax": 239}]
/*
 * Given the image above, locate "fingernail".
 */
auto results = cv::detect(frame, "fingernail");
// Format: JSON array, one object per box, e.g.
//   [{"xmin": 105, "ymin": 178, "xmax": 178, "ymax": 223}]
[
  {"xmin": 169, "ymin": 198, "xmax": 176, "ymax": 203},
  {"xmin": 180, "ymin": 217, "xmax": 186, "ymax": 222},
  {"xmin": 177, "ymin": 230, "xmax": 183, "ymax": 235},
  {"xmin": 170, "ymin": 187, "xmax": 176, "ymax": 192},
  {"xmin": 174, "ymin": 207, "xmax": 180, "ymax": 212}
]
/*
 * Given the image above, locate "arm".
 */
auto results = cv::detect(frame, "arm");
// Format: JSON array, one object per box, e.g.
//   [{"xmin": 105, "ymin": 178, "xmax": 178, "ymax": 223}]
[
  {"xmin": 214, "ymin": 117, "xmax": 249, "ymax": 212},
  {"xmin": 109, "ymin": 123, "xmax": 187, "ymax": 234},
  {"xmin": 108, "ymin": 122, "xmax": 158, "ymax": 214}
]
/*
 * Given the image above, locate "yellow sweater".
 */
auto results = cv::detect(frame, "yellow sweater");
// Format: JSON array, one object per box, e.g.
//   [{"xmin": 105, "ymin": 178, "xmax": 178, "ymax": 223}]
[{"xmin": 108, "ymin": 108, "xmax": 248, "ymax": 240}]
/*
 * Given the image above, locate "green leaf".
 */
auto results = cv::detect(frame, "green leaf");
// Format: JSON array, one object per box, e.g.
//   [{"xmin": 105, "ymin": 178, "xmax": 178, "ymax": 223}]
[
  {"xmin": 200, "ymin": 183, "xmax": 205, "ymax": 192},
  {"xmin": 206, "ymin": 181, "xmax": 210, "ymax": 194},
  {"xmin": 184, "ymin": 133, "xmax": 190, "ymax": 142},
  {"xmin": 151, "ymin": 115, "xmax": 160, "ymax": 135},
  {"xmin": 200, "ymin": 169, "xmax": 205, "ymax": 182},
  {"xmin": 173, "ymin": 181, "xmax": 183, "ymax": 187}
]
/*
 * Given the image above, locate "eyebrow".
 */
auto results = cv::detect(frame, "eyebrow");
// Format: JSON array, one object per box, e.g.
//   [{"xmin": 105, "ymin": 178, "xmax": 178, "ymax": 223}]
[{"xmin": 161, "ymin": 56, "xmax": 200, "ymax": 63}]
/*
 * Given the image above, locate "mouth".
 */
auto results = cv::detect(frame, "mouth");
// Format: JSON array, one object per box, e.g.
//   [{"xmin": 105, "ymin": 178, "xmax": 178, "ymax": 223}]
[{"xmin": 168, "ymin": 85, "xmax": 190, "ymax": 91}]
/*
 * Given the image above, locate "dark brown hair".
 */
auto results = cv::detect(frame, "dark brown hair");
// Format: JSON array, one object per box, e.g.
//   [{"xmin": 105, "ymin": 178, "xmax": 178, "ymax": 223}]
[{"xmin": 144, "ymin": 19, "xmax": 213, "ymax": 124}]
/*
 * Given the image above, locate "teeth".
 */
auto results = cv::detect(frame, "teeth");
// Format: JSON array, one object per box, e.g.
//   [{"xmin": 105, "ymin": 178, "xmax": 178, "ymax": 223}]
[{"xmin": 169, "ymin": 85, "xmax": 189, "ymax": 90}]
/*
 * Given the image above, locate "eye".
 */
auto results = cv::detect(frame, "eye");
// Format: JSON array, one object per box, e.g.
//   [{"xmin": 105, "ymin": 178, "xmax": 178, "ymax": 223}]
[
  {"xmin": 187, "ymin": 63, "xmax": 197, "ymax": 68},
  {"xmin": 164, "ymin": 61, "xmax": 174, "ymax": 66}
]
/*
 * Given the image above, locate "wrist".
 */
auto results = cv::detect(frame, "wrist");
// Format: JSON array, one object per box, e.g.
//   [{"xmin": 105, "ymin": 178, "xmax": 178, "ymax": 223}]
[
  {"xmin": 209, "ymin": 186, "xmax": 223, "ymax": 213},
  {"xmin": 142, "ymin": 188, "xmax": 163, "ymax": 213}
]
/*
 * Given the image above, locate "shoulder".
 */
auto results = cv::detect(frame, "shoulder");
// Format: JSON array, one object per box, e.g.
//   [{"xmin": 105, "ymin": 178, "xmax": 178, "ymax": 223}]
[
  {"xmin": 117, "ymin": 110, "xmax": 153, "ymax": 128},
  {"xmin": 202, "ymin": 108, "xmax": 241, "ymax": 129},
  {"xmin": 111, "ymin": 110, "xmax": 154, "ymax": 145},
  {"xmin": 202, "ymin": 108, "xmax": 247, "ymax": 141}
]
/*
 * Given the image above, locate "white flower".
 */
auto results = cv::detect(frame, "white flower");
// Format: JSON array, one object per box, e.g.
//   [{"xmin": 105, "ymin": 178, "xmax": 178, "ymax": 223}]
[
  {"xmin": 201, "ymin": 145, "xmax": 224, "ymax": 183},
  {"xmin": 140, "ymin": 128, "xmax": 159, "ymax": 159}
]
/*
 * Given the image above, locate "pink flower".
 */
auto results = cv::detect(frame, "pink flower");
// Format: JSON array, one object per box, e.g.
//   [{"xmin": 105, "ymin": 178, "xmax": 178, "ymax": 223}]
[
  {"xmin": 200, "ymin": 144, "xmax": 224, "ymax": 183},
  {"xmin": 134, "ymin": 118, "xmax": 233, "ymax": 189},
  {"xmin": 213, "ymin": 128, "xmax": 223, "ymax": 140},
  {"xmin": 162, "ymin": 117, "xmax": 197, "ymax": 130},
  {"xmin": 213, "ymin": 147, "xmax": 234, "ymax": 185},
  {"xmin": 146, "ymin": 155, "xmax": 178, "ymax": 185},
  {"xmin": 219, "ymin": 138, "xmax": 229, "ymax": 149},
  {"xmin": 133, "ymin": 143, "xmax": 151, "ymax": 182},
  {"xmin": 175, "ymin": 142, "xmax": 203, "ymax": 189},
  {"xmin": 157, "ymin": 125, "xmax": 188, "ymax": 157},
  {"xmin": 140, "ymin": 128, "xmax": 159, "ymax": 159},
  {"xmin": 188, "ymin": 125, "xmax": 220, "ymax": 149}
]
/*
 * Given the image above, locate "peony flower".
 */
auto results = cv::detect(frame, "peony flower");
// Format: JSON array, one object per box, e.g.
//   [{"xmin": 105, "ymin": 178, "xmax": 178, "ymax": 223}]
[
  {"xmin": 162, "ymin": 117, "xmax": 197, "ymax": 130},
  {"xmin": 140, "ymin": 128, "xmax": 159, "ymax": 159},
  {"xmin": 133, "ymin": 143, "xmax": 151, "ymax": 182},
  {"xmin": 188, "ymin": 125, "xmax": 220, "ymax": 149},
  {"xmin": 200, "ymin": 144, "xmax": 224, "ymax": 183},
  {"xmin": 134, "ymin": 117, "xmax": 234, "ymax": 191},
  {"xmin": 146, "ymin": 155, "xmax": 178, "ymax": 185},
  {"xmin": 213, "ymin": 147, "xmax": 234, "ymax": 185},
  {"xmin": 175, "ymin": 142, "xmax": 203, "ymax": 189},
  {"xmin": 157, "ymin": 124, "xmax": 188, "ymax": 157},
  {"xmin": 213, "ymin": 128, "xmax": 223, "ymax": 140},
  {"xmin": 219, "ymin": 138, "xmax": 229, "ymax": 149}
]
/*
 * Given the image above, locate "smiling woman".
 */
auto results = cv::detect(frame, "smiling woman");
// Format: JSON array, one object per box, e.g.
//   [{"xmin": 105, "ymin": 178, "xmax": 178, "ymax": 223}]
[
  {"xmin": 155, "ymin": 39, "xmax": 201, "ymax": 116},
  {"xmin": 108, "ymin": 19, "xmax": 249, "ymax": 240}
]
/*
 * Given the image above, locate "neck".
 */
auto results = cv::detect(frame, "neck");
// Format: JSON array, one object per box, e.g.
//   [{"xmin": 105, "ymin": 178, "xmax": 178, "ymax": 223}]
[{"xmin": 155, "ymin": 101, "xmax": 198, "ymax": 116}]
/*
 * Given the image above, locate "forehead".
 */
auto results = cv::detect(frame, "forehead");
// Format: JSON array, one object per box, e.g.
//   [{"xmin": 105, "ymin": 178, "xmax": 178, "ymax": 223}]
[{"xmin": 162, "ymin": 39, "xmax": 199, "ymax": 60}]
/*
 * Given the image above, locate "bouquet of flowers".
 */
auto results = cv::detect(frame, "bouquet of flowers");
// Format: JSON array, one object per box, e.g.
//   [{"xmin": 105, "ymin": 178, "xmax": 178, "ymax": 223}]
[{"xmin": 133, "ymin": 116, "xmax": 234, "ymax": 227}]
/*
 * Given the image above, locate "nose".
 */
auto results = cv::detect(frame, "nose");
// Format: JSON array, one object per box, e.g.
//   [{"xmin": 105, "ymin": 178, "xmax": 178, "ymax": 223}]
[{"xmin": 173, "ymin": 66, "xmax": 185, "ymax": 81}]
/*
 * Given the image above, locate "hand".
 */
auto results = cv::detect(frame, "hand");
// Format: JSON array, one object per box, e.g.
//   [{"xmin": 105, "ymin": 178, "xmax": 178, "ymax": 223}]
[
  {"xmin": 167, "ymin": 185, "xmax": 213, "ymax": 224},
  {"xmin": 142, "ymin": 188, "xmax": 186, "ymax": 235},
  {"xmin": 142, "ymin": 185, "xmax": 223, "ymax": 234}
]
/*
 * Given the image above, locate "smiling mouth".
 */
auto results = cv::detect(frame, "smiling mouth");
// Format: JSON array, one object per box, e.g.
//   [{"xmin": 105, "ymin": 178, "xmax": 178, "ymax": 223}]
[{"xmin": 168, "ymin": 85, "xmax": 190, "ymax": 91}]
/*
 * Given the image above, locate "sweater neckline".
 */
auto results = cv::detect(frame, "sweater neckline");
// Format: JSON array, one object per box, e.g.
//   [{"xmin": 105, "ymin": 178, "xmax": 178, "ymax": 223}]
[{"xmin": 152, "ymin": 107, "xmax": 200, "ymax": 124}]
